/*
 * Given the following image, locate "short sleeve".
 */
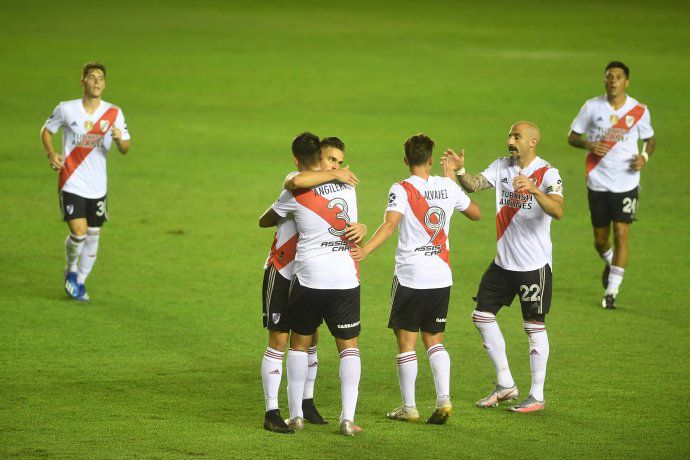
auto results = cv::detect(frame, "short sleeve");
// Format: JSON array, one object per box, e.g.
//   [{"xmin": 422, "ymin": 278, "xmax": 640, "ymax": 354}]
[
  {"xmin": 542, "ymin": 168, "xmax": 564, "ymax": 197},
  {"xmin": 570, "ymin": 101, "xmax": 590, "ymax": 135},
  {"xmin": 385, "ymin": 183, "xmax": 407, "ymax": 215},
  {"xmin": 448, "ymin": 179, "xmax": 471, "ymax": 212},
  {"xmin": 271, "ymin": 190, "xmax": 296, "ymax": 217},
  {"xmin": 637, "ymin": 107, "xmax": 654, "ymax": 140},
  {"xmin": 480, "ymin": 158, "xmax": 501, "ymax": 188},
  {"xmin": 115, "ymin": 108, "xmax": 131, "ymax": 141},
  {"xmin": 44, "ymin": 103, "xmax": 64, "ymax": 133}
]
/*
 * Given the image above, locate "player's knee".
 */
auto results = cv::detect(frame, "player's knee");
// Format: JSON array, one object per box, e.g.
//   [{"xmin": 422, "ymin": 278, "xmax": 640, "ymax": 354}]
[
  {"xmin": 268, "ymin": 331, "xmax": 289, "ymax": 351},
  {"xmin": 522, "ymin": 312, "xmax": 546, "ymax": 324}
]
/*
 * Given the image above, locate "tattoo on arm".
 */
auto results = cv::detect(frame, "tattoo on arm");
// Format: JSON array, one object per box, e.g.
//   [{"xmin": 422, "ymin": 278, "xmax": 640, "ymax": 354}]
[{"xmin": 458, "ymin": 173, "xmax": 491, "ymax": 193}]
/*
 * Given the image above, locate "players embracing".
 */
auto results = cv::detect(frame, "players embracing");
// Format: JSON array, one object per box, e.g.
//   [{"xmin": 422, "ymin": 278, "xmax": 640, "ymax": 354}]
[
  {"xmin": 259, "ymin": 132, "xmax": 366, "ymax": 436},
  {"xmin": 444, "ymin": 122, "xmax": 563, "ymax": 413}
]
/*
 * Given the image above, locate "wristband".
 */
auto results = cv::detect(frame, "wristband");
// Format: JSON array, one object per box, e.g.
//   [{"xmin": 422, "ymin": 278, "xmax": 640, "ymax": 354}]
[
  {"xmin": 456, "ymin": 168, "xmax": 466, "ymax": 176},
  {"xmin": 641, "ymin": 151, "xmax": 649, "ymax": 163}
]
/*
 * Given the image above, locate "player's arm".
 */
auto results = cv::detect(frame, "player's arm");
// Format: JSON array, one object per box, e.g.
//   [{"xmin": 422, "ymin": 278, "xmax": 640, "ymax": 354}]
[
  {"xmin": 441, "ymin": 149, "xmax": 492, "ymax": 193},
  {"xmin": 111, "ymin": 127, "xmax": 130, "ymax": 154},
  {"xmin": 350, "ymin": 211, "xmax": 402, "ymax": 262},
  {"xmin": 258, "ymin": 206, "xmax": 280, "ymax": 228},
  {"xmin": 567, "ymin": 130, "xmax": 609, "ymax": 156},
  {"xmin": 345, "ymin": 222, "xmax": 367, "ymax": 244},
  {"xmin": 283, "ymin": 167, "xmax": 359, "ymax": 190},
  {"xmin": 40, "ymin": 126, "xmax": 63, "ymax": 171},
  {"xmin": 461, "ymin": 200, "xmax": 481, "ymax": 221},
  {"xmin": 630, "ymin": 137, "xmax": 657, "ymax": 171},
  {"xmin": 513, "ymin": 175, "xmax": 564, "ymax": 220}
]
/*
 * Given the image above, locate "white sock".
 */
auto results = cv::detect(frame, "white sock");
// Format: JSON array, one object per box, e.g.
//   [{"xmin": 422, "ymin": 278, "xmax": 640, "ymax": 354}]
[
  {"xmin": 606, "ymin": 265, "xmax": 625, "ymax": 295},
  {"xmin": 286, "ymin": 349, "xmax": 308, "ymax": 419},
  {"xmin": 303, "ymin": 346, "xmax": 318, "ymax": 400},
  {"xmin": 396, "ymin": 351, "xmax": 417, "ymax": 407},
  {"xmin": 77, "ymin": 227, "xmax": 100, "ymax": 284},
  {"xmin": 261, "ymin": 347, "xmax": 284, "ymax": 411},
  {"xmin": 524, "ymin": 322, "xmax": 549, "ymax": 402},
  {"xmin": 339, "ymin": 348, "xmax": 360, "ymax": 422},
  {"xmin": 427, "ymin": 344, "xmax": 450, "ymax": 403},
  {"xmin": 599, "ymin": 248, "xmax": 613, "ymax": 265},
  {"xmin": 472, "ymin": 310, "xmax": 515, "ymax": 388},
  {"xmin": 65, "ymin": 233, "xmax": 85, "ymax": 273}
]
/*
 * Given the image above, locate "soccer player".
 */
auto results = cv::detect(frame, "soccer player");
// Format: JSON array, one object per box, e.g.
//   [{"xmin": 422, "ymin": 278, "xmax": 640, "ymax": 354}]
[
  {"xmin": 265, "ymin": 132, "xmax": 363, "ymax": 436},
  {"xmin": 351, "ymin": 134, "xmax": 480, "ymax": 424},
  {"xmin": 567, "ymin": 61, "xmax": 656, "ymax": 309},
  {"xmin": 40, "ymin": 62, "xmax": 131, "ymax": 301},
  {"xmin": 258, "ymin": 136, "xmax": 364, "ymax": 433},
  {"xmin": 443, "ymin": 122, "xmax": 563, "ymax": 413}
]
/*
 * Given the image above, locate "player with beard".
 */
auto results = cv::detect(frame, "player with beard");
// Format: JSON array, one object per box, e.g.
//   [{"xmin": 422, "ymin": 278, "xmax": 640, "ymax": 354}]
[
  {"xmin": 258, "ymin": 135, "xmax": 365, "ymax": 433},
  {"xmin": 567, "ymin": 61, "xmax": 656, "ymax": 309},
  {"xmin": 443, "ymin": 122, "xmax": 563, "ymax": 413}
]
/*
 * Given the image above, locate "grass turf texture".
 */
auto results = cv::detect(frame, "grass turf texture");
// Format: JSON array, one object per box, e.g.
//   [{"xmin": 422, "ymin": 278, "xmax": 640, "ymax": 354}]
[{"xmin": 1, "ymin": 0, "xmax": 689, "ymax": 457}]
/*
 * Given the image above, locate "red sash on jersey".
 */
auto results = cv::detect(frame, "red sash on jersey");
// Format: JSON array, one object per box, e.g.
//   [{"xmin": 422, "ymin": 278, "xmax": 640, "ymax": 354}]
[
  {"xmin": 399, "ymin": 181, "xmax": 450, "ymax": 267},
  {"xmin": 496, "ymin": 166, "xmax": 549, "ymax": 241},
  {"xmin": 292, "ymin": 188, "xmax": 359, "ymax": 278},
  {"xmin": 58, "ymin": 107, "xmax": 119, "ymax": 191},
  {"xmin": 267, "ymin": 234, "xmax": 298, "ymax": 271},
  {"xmin": 586, "ymin": 104, "xmax": 645, "ymax": 176}
]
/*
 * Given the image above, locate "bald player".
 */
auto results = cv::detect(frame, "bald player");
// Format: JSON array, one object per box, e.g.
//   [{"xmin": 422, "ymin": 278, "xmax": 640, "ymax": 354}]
[{"xmin": 442, "ymin": 122, "xmax": 564, "ymax": 413}]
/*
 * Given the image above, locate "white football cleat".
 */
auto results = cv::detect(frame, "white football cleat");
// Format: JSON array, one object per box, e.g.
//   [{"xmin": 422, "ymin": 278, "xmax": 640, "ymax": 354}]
[
  {"xmin": 386, "ymin": 405, "xmax": 421, "ymax": 422},
  {"xmin": 475, "ymin": 384, "xmax": 519, "ymax": 408}
]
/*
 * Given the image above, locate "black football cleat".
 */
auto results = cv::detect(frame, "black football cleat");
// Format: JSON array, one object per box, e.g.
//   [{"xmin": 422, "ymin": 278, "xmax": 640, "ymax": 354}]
[
  {"xmin": 602, "ymin": 264, "xmax": 611, "ymax": 289},
  {"xmin": 426, "ymin": 399, "xmax": 452, "ymax": 425},
  {"xmin": 302, "ymin": 398, "xmax": 328, "ymax": 424},
  {"xmin": 263, "ymin": 409, "xmax": 294, "ymax": 434},
  {"xmin": 602, "ymin": 294, "xmax": 616, "ymax": 310}
]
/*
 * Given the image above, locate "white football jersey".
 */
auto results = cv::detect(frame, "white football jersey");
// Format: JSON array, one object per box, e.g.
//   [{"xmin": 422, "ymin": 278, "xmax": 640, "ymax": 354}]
[
  {"xmin": 481, "ymin": 157, "xmax": 563, "ymax": 272},
  {"xmin": 571, "ymin": 95, "xmax": 654, "ymax": 193},
  {"xmin": 272, "ymin": 182, "xmax": 359, "ymax": 289},
  {"xmin": 386, "ymin": 175, "xmax": 471, "ymax": 289},
  {"xmin": 44, "ymin": 99, "xmax": 130, "ymax": 198}
]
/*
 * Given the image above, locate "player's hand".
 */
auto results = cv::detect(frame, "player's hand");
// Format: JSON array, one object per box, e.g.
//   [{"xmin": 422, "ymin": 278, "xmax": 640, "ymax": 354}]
[
  {"xmin": 349, "ymin": 244, "xmax": 368, "ymax": 262},
  {"xmin": 513, "ymin": 174, "xmax": 538, "ymax": 194},
  {"xmin": 629, "ymin": 154, "xmax": 646, "ymax": 171},
  {"xmin": 589, "ymin": 141, "xmax": 610, "ymax": 157},
  {"xmin": 345, "ymin": 222, "xmax": 367, "ymax": 244},
  {"xmin": 47, "ymin": 152, "xmax": 64, "ymax": 171},
  {"xmin": 440, "ymin": 149, "xmax": 464, "ymax": 170},
  {"xmin": 111, "ymin": 127, "xmax": 122, "ymax": 143},
  {"xmin": 334, "ymin": 166, "xmax": 360, "ymax": 187}
]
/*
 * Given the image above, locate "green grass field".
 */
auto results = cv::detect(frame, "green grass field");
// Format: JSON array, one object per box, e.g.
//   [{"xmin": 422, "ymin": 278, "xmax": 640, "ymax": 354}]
[{"xmin": 1, "ymin": 0, "xmax": 689, "ymax": 457}]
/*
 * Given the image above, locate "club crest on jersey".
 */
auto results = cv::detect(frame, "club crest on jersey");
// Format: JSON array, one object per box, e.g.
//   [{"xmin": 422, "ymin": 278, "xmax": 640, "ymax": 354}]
[
  {"xmin": 100, "ymin": 120, "xmax": 110, "ymax": 132},
  {"xmin": 625, "ymin": 115, "xmax": 635, "ymax": 128},
  {"xmin": 84, "ymin": 120, "xmax": 94, "ymax": 131},
  {"xmin": 66, "ymin": 204, "xmax": 74, "ymax": 215},
  {"xmin": 272, "ymin": 313, "xmax": 281, "ymax": 324}
]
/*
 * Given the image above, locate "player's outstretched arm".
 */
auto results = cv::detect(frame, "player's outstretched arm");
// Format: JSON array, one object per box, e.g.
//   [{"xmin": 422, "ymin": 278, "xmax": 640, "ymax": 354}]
[
  {"xmin": 40, "ymin": 127, "xmax": 63, "ymax": 171},
  {"xmin": 461, "ymin": 200, "xmax": 481, "ymax": 221},
  {"xmin": 441, "ymin": 149, "xmax": 491, "ymax": 193},
  {"xmin": 567, "ymin": 131, "xmax": 609, "ymax": 156},
  {"xmin": 258, "ymin": 206, "xmax": 280, "ymax": 228},
  {"xmin": 283, "ymin": 167, "xmax": 359, "ymax": 191},
  {"xmin": 350, "ymin": 211, "xmax": 402, "ymax": 262},
  {"xmin": 345, "ymin": 222, "xmax": 367, "ymax": 244}
]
